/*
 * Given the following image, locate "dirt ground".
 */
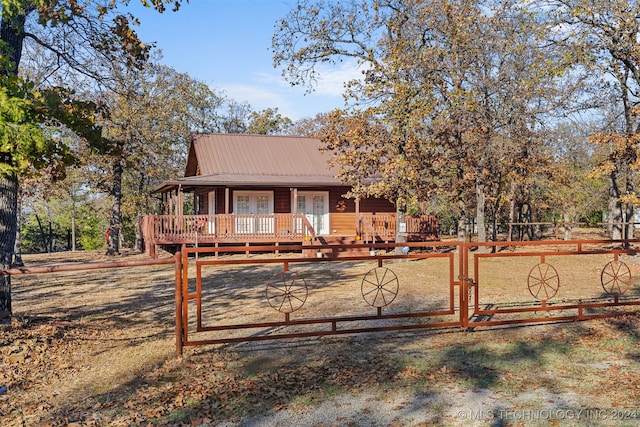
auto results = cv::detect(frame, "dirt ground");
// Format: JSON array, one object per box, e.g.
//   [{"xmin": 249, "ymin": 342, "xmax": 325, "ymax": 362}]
[{"xmin": 3, "ymin": 238, "xmax": 640, "ymax": 426}]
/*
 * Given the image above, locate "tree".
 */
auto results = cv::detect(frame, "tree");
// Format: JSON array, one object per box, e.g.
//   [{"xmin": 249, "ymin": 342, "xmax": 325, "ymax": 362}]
[
  {"xmin": 274, "ymin": 0, "xmax": 575, "ymax": 243},
  {"xmin": 544, "ymin": 0, "xmax": 640, "ymax": 240},
  {"xmin": 0, "ymin": 0, "xmax": 184, "ymax": 320},
  {"xmin": 221, "ymin": 99, "xmax": 252, "ymax": 134},
  {"xmin": 543, "ymin": 122, "xmax": 607, "ymax": 239},
  {"xmin": 247, "ymin": 107, "xmax": 293, "ymax": 134},
  {"xmin": 288, "ymin": 112, "xmax": 330, "ymax": 137},
  {"xmin": 93, "ymin": 60, "xmax": 226, "ymax": 254}
]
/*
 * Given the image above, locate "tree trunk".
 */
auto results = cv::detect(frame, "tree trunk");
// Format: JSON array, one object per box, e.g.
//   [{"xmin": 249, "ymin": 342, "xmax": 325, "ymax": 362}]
[
  {"xmin": 608, "ymin": 171, "xmax": 622, "ymax": 240},
  {"xmin": 0, "ymin": 173, "xmax": 18, "ymax": 322},
  {"xmin": 35, "ymin": 213, "xmax": 48, "ymax": 252},
  {"xmin": 48, "ymin": 218, "xmax": 53, "ymax": 253},
  {"xmin": 0, "ymin": 10, "xmax": 29, "ymax": 322},
  {"xmin": 625, "ymin": 203, "xmax": 635, "ymax": 240},
  {"xmin": 394, "ymin": 207, "xmax": 407, "ymax": 255},
  {"xmin": 133, "ymin": 171, "xmax": 147, "ymax": 252},
  {"xmin": 563, "ymin": 212, "xmax": 572, "ymax": 240},
  {"xmin": 625, "ymin": 177, "xmax": 634, "ymax": 245},
  {"xmin": 0, "ymin": 11, "xmax": 27, "ymax": 76},
  {"xmin": 134, "ymin": 216, "xmax": 143, "ymax": 253},
  {"xmin": 14, "ymin": 196, "xmax": 23, "ymax": 267},
  {"xmin": 507, "ymin": 181, "xmax": 516, "ymax": 242},
  {"xmin": 71, "ymin": 190, "xmax": 77, "ymax": 251},
  {"xmin": 475, "ymin": 174, "xmax": 487, "ymax": 250},
  {"xmin": 106, "ymin": 153, "xmax": 124, "ymax": 255},
  {"xmin": 457, "ymin": 216, "xmax": 466, "ymax": 242}
]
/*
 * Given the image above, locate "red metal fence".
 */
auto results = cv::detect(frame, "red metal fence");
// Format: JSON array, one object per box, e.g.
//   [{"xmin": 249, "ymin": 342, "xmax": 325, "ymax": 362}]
[
  {"xmin": 4, "ymin": 238, "xmax": 640, "ymax": 357},
  {"xmin": 175, "ymin": 239, "xmax": 640, "ymax": 355}
]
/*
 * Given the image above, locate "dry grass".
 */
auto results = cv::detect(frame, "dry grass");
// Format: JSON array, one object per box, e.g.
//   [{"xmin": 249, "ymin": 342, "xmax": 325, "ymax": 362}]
[{"xmin": 2, "ymin": 236, "xmax": 640, "ymax": 426}]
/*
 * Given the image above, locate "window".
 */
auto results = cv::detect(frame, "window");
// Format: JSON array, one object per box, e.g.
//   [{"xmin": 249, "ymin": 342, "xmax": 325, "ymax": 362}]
[{"xmin": 234, "ymin": 191, "xmax": 274, "ymax": 234}]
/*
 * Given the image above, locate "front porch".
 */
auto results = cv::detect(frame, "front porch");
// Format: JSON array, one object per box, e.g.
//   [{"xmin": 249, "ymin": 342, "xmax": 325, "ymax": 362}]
[{"xmin": 141, "ymin": 213, "xmax": 438, "ymax": 258}]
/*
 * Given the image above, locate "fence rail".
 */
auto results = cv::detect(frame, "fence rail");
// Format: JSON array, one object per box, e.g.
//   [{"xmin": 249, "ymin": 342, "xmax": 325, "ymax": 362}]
[
  {"xmin": 175, "ymin": 238, "xmax": 640, "ymax": 354},
  {"xmin": 4, "ymin": 238, "xmax": 640, "ymax": 356}
]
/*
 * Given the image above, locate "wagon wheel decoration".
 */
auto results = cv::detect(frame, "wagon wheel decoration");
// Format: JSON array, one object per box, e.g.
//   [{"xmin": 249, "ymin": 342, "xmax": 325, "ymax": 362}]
[
  {"xmin": 601, "ymin": 260, "xmax": 631, "ymax": 296},
  {"xmin": 361, "ymin": 267, "xmax": 399, "ymax": 307},
  {"xmin": 527, "ymin": 262, "xmax": 560, "ymax": 301},
  {"xmin": 265, "ymin": 271, "xmax": 308, "ymax": 313}
]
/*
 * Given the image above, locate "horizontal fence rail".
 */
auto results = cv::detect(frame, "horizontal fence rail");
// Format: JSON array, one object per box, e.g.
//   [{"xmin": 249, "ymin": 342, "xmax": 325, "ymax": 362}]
[
  {"xmin": 176, "ymin": 239, "xmax": 640, "ymax": 353},
  {"xmin": 4, "ymin": 238, "xmax": 640, "ymax": 356},
  {"xmin": 469, "ymin": 239, "xmax": 640, "ymax": 327},
  {"xmin": 180, "ymin": 242, "xmax": 459, "ymax": 349}
]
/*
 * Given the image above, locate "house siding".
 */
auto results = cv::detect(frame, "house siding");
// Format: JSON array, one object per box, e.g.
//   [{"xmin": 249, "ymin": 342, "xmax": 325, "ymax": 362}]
[
  {"xmin": 360, "ymin": 197, "xmax": 396, "ymax": 213},
  {"xmin": 330, "ymin": 213, "xmax": 358, "ymax": 235},
  {"xmin": 190, "ymin": 186, "xmax": 395, "ymax": 217},
  {"xmin": 328, "ymin": 188, "xmax": 355, "ymax": 213},
  {"xmin": 274, "ymin": 188, "xmax": 290, "ymax": 213}
]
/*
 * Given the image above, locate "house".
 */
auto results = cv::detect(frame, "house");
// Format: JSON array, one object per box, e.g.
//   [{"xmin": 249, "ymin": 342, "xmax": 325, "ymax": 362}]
[{"xmin": 141, "ymin": 133, "xmax": 437, "ymax": 257}]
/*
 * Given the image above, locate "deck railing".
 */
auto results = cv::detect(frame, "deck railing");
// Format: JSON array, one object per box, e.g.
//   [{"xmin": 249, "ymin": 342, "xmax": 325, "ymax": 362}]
[
  {"xmin": 142, "ymin": 213, "xmax": 438, "ymax": 249},
  {"xmin": 358, "ymin": 213, "xmax": 397, "ymax": 242},
  {"xmin": 144, "ymin": 214, "xmax": 315, "ymax": 243},
  {"xmin": 358, "ymin": 214, "xmax": 439, "ymax": 242}
]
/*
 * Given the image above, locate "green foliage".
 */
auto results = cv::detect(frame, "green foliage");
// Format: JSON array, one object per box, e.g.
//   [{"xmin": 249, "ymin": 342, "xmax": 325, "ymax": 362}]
[
  {"xmin": 247, "ymin": 108, "xmax": 293, "ymax": 135},
  {"xmin": 76, "ymin": 206, "xmax": 109, "ymax": 251},
  {"xmin": 0, "ymin": 83, "xmax": 47, "ymax": 176},
  {"xmin": 20, "ymin": 194, "xmax": 108, "ymax": 253},
  {"xmin": 0, "ymin": 76, "xmax": 108, "ymax": 183}
]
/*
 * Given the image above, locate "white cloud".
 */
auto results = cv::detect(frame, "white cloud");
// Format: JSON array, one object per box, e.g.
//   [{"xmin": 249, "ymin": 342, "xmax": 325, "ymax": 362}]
[
  {"xmin": 216, "ymin": 59, "xmax": 365, "ymax": 121},
  {"xmin": 222, "ymin": 83, "xmax": 288, "ymax": 111},
  {"xmin": 312, "ymin": 60, "xmax": 366, "ymax": 97},
  {"xmin": 257, "ymin": 58, "xmax": 365, "ymax": 97}
]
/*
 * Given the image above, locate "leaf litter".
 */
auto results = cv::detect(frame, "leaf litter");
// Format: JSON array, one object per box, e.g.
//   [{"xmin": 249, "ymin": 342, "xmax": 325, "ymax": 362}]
[{"xmin": 2, "ymin": 250, "xmax": 640, "ymax": 426}]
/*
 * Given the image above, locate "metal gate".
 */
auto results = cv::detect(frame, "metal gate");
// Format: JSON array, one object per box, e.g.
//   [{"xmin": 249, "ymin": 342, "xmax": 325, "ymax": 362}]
[{"xmin": 175, "ymin": 239, "xmax": 640, "ymax": 355}]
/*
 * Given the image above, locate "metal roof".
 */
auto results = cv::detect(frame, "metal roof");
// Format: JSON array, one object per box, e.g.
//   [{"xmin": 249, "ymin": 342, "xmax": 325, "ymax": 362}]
[{"xmin": 155, "ymin": 133, "xmax": 343, "ymax": 193}]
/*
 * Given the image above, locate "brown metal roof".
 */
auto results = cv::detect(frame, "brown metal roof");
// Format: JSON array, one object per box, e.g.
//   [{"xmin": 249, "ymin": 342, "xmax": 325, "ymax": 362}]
[
  {"xmin": 156, "ymin": 133, "xmax": 342, "ymax": 193},
  {"xmin": 191, "ymin": 133, "xmax": 339, "ymax": 178}
]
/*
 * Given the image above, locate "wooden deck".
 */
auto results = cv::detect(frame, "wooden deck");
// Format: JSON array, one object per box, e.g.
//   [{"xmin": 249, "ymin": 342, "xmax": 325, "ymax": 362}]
[{"xmin": 141, "ymin": 213, "xmax": 438, "ymax": 257}]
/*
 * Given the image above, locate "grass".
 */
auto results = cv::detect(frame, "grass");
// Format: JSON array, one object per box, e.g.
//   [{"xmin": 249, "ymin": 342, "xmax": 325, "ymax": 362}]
[{"xmin": 2, "ymin": 240, "xmax": 640, "ymax": 425}]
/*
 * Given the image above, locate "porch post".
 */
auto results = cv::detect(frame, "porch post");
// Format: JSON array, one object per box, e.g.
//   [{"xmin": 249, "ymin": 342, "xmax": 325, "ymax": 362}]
[
  {"xmin": 225, "ymin": 188, "xmax": 230, "ymax": 214},
  {"xmin": 355, "ymin": 198, "xmax": 360, "ymax": 238},
  {"xmin": 178, "ymin": 185, "xmax": 183, "ymax": 217},
  {"xmin": 292, "ymin": 188, "xmax": 298, "ymax": 214},
  {"xmin": 395, "ymin": 201, "xmax": 407, "ymax": 255},
  {"xmin": 291, "ymin": 188, "xmax": 298, "ymax": 239}
]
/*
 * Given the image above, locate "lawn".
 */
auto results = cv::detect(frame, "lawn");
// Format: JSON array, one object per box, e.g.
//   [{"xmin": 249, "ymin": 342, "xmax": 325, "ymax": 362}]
[{"xmin": 2, "ymin": 242, "xmax": 640, "ymax": 426}]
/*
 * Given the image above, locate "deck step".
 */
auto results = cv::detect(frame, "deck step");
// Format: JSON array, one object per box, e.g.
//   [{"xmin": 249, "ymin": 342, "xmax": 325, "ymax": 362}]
[{"xmin": 304, "ymin": 235, "xmax": 371, "ymax": 258}]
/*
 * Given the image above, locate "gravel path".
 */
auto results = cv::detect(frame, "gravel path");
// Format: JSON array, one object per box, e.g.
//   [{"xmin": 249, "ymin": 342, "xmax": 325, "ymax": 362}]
[{"xmin": 218, "ymin": 387, "xmax": 587, "ymax": 427}]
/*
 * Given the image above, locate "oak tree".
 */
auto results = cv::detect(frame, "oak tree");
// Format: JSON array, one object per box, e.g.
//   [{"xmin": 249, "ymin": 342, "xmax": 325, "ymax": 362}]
[
  {"xmin": 544, "ymin": 0, "xmax": 640, "ymax": 239},
  {"xmin": 93, "ymin": 60, "xmax": 225, "ymax": 254},
  {"xmin": 0, "ymin": 0, "xmax": 183, "ymax": 320},
  {"xmin": 274, "ymin": 0, "xmax": 574, "ymax": 242}
]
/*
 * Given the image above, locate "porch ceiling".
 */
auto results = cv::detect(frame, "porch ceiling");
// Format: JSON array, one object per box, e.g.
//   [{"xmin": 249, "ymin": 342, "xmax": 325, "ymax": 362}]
[{"xmin": 153, "ymin": 174, "xmax": 344, "ymax": 193}]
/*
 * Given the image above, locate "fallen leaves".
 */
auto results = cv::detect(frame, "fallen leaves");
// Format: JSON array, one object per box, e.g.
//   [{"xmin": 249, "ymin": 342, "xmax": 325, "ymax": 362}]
[{"xmin": 4, "ymin": 252, "xmax": 640, "ymax": 427}]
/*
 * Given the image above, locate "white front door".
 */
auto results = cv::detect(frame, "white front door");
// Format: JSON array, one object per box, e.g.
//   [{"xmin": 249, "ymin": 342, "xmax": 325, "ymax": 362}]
[
  {"xmin": 234, "ymin": 191, "xmax": 274, "ymax": 234},
  {"xmin": 207, "ymin": 191, "xmax": 216, "ymax": 234},
  {"xmin": 296, "ymin": 192, "xmax": 329, "ymax": 235}
]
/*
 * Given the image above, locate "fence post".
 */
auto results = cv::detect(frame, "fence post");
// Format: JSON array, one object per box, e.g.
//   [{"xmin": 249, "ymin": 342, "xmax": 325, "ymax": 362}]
[
  {"xmin": 460, "ymin": 242, "xmax": 469, "ymax": 329},
  {"xmin": 175, "ymin": 251, "xmax": 183, "ymax": 357}
]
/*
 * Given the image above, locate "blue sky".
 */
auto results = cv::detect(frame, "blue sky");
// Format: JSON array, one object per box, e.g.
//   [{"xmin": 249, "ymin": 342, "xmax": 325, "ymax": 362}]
[{"xmin": 128, "ymin": 0, "xmax": 358, "ymax": 120}]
